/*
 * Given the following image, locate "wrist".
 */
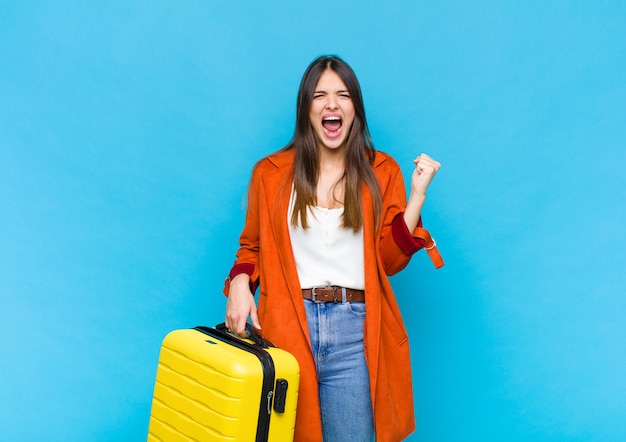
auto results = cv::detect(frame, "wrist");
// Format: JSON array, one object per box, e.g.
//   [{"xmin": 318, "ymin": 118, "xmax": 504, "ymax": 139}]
[
  {"xmin": 230, "ymin": 273, "xmax": 251, "ymax": 287},
  {"xmin": 408, "ymin": 190, "xmax": 426, "ymax": 202}
]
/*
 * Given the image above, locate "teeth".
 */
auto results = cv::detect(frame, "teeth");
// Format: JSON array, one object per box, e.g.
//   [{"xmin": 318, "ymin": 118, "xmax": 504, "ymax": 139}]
[{"xmin": 323, "ymin": 116, "xmax": 341, "ymax": 121}]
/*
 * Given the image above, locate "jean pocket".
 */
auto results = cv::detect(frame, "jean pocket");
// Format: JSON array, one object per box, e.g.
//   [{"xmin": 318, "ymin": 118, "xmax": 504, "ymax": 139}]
[{"xmin": 346, "ymin": 302, "xmax": 366, "ymax": 316}]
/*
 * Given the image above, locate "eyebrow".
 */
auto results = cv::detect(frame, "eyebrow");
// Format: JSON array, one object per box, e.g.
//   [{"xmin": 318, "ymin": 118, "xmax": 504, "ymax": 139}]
[{"xmin": 313, "ymin": 89, "xmax": 350, "ymax": 94}]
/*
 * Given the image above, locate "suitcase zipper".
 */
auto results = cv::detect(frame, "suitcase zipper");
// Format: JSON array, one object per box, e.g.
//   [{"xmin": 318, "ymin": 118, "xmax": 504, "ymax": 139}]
[{"xmin": 194, "ymin": 326, "xmax": 276, "ymax": 442}]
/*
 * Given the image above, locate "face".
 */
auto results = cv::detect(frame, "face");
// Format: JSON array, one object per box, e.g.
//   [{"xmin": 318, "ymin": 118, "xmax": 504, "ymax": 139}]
[{"xmin": 309, "ymin": 69, "xmax": 356, "ymax": 152}]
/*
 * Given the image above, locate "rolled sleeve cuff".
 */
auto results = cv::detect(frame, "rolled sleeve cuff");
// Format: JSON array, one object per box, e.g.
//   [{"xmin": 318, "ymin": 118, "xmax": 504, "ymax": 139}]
[
  {"xmin": 223, "ymin": 263, "xmax": 259, "ymax": 296},
  {"xmin": 391, "ymin": 213, "xmax": 425, "ymax": 256},
  {"xmin": 229, "ymin": 263, "xmax": 255, "ymax": 280}
]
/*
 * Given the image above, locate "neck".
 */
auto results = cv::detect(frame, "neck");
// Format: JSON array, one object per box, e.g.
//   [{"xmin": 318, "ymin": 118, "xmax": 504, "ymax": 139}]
[{"xmin": 318, "ymin": 145, "xmax": 346, "ymax": 172}]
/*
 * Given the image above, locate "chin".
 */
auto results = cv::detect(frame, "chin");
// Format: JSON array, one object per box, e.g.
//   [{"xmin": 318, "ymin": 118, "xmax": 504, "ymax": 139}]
[{"xmin": 320, "ymin": 140, "xmax": 346, "ymax": 151}]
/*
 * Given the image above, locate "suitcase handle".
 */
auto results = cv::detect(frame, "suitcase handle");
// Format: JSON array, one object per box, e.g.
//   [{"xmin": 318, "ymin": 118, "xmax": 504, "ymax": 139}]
[{"xmin": 204, "ymin": 323, "xmax": 275, "ymax": 349}]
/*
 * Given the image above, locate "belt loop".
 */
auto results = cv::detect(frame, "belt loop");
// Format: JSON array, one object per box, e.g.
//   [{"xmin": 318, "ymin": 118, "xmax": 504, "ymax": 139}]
[{"xmin": 331, "ymin": 286, "xmax": 347, "ymax": 303}]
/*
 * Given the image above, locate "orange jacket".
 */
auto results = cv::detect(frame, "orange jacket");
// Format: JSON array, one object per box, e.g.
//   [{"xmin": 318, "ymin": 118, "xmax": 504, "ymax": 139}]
[{"xmin": 224, "ymin": 148, "xmax": 442, "ymax": 441}]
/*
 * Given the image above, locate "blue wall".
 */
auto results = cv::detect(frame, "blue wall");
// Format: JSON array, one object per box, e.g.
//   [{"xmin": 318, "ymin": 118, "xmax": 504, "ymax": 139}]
[{"xmin": 2, "ymin": 1, "xmax": 625, "ymax": 440}]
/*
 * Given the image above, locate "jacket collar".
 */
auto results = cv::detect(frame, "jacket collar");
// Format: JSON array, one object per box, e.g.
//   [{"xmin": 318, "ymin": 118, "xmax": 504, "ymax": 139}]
[{"xmin": 264, "ymin": 146, "xmax": 387, "ymax": 170}]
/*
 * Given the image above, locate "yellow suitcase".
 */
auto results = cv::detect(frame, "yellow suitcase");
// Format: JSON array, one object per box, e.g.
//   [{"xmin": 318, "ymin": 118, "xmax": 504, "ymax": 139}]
[{"xmin": 148, "ymin": 324, "xmax": 300, "ymax": 441}]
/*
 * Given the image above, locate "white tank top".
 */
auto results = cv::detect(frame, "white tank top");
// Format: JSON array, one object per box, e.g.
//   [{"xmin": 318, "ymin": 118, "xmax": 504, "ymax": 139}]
[{"xmin": 288, "ymin": 191, "xmax": 365, "ymax": 290}]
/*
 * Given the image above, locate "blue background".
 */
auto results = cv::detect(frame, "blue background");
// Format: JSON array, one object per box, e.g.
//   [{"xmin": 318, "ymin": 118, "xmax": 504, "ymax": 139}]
[{"xmin": 2, "ymin": 1, "xmax": 625, "ymax": 440}]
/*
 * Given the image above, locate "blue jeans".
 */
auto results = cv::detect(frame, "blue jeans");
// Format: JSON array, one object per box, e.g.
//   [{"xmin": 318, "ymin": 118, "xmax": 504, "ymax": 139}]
[{"xmin": 304, "ymin": 298, "xmax": 375, "ymax": 442}]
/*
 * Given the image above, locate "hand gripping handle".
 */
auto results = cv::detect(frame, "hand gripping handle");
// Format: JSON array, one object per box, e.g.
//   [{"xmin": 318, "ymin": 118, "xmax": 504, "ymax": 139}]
[{"xmin": 211, "ymin": 322, "xmax": 275, "ymax": 348}]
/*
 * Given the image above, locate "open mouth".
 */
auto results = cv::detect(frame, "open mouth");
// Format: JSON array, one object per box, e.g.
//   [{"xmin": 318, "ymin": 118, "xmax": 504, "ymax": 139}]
[{"xmin": 322, "ymin": 116, "xmax": 343, "ymax": 135}]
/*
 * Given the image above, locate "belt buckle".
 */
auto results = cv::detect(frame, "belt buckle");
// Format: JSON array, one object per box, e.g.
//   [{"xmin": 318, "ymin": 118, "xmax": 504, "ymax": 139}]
[
  {"xmin": 310, "ymin": 287, "xmax": 324, "ymax": 303},
  {"xmin": 311, "ymin": 286, "xmax": 339, "ymax": 303}
]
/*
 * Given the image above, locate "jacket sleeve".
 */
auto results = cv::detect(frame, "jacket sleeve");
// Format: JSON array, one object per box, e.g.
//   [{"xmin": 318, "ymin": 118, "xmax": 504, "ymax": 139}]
[
  {"xmin": 223, "ymin": 162, "xmax": 264, "ymax": 296},
  {"xmin": 378, "ymin": 159, "xmax": 429, "ymax": 276}
]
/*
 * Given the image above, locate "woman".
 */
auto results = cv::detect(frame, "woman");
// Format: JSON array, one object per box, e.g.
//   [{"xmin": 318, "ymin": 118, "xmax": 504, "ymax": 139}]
[{"xmin": 224, "ymin": 55, "xmax": 443, "ymax": 442}]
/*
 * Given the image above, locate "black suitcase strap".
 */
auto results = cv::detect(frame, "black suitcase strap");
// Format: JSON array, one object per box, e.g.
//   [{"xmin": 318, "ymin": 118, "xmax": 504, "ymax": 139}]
[{"xmin": 193, "ymin": 324, "xmax": 276, "ymax": 442}]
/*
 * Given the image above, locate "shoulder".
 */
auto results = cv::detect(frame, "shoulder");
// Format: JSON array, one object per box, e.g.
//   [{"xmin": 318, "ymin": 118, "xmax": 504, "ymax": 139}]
[
  {"xmin": 372, "ymin": 150, "xmax": 402, "ymax": 175},
  {"xmin": 253, "ymin": 147, "xmax": 295, "ymax": 173}
]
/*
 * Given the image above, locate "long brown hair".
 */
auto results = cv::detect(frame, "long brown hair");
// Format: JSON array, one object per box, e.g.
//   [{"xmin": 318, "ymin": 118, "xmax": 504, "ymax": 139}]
[{"xmin": 286, "ymin": 55, "xmax": 382, "ymax": 231}]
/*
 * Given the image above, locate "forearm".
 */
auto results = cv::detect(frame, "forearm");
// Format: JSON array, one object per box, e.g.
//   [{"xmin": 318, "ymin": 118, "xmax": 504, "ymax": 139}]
[
  {"xmin": 403, "ymin": 191, "xmax": 426, "ymax": 233},
  {"xmin": 404, "ymin": 153, "xmax": 440, "ymax": 232}
]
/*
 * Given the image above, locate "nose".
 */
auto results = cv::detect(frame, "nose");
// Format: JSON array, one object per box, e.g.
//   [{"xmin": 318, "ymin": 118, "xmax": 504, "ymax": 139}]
[{"xmin": 326, "ymin": 94, "xmax": 338, "ymax": 110}]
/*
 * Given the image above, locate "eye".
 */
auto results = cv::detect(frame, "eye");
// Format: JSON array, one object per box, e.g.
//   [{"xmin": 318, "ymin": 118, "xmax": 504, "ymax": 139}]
[{"xmin": 340, "ymin": 93, "xmax": 351, "ymax": 99}]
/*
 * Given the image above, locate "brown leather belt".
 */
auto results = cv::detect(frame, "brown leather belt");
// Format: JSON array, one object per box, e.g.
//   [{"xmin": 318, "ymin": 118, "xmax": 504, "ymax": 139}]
[{"xmin": 302, "ymin": 286, "xmax": 365, "ymax": 303}]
